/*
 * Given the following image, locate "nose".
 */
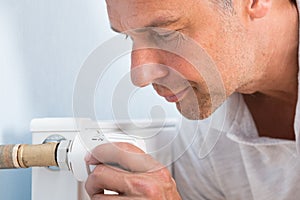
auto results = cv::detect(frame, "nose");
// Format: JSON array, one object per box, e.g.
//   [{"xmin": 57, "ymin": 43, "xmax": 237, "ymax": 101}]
[{"xmin": 130, "ymin": 49, "xmax": 168, "ymax": 87}]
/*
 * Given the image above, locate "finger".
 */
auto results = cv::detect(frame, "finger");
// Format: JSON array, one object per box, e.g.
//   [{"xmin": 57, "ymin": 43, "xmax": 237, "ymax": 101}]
[
  {"xmin": 86, "ymin": 142, "xmax": 163, "ymax": 172},
  {"xmin": 91, "ymin": 194, "xmax": 131, "ymax": 200},
  {"xmin": 84, "ymin": 142, "xmax": 144, "ymax": 165},
  {"xmin": 85, "ymin": 163, "xmax": 130, "ymax": 197}
]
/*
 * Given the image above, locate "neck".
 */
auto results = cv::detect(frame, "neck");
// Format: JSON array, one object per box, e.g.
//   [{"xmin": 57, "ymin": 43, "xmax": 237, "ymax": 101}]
[
  {"xmin": 243, "ymin": 3, "xmax": 299, "ymax": 140},
  {"xmin": 256, "ymin": 3, "xmax": 298, "ymax": 103}
]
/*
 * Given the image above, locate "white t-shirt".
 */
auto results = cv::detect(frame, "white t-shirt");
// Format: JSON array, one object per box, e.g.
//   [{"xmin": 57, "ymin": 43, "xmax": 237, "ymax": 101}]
[{"xmin": 172, "ymin": 2, "xmax": 300, "ymax": 199}]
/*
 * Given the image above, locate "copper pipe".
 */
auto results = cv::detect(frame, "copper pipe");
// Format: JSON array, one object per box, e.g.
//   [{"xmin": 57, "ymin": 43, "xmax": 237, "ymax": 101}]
[{"xmin": 0, "ymin": 143, "xmax": 58, "ymax": 169}]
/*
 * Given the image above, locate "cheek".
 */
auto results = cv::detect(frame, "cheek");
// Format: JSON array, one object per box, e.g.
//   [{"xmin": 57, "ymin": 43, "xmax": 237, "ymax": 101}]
[
  {"xmin": 162, "ymin": 51, "xmax": 208, "ymax": 84},
  {"xmin": 191, "ymin": 29, "xmax": 249, "ymax": 95}
]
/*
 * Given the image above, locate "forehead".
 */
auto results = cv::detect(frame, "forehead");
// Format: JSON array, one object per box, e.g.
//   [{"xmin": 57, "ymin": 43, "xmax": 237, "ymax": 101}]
[{"xmin": 105, "ymin": 0, "xmax": 193, "ymax": 32}]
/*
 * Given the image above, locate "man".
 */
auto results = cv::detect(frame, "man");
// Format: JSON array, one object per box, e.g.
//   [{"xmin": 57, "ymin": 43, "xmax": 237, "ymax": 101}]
[{"xmin": 85, "ymin": 0, "xmax": 300, "ymax": 199}]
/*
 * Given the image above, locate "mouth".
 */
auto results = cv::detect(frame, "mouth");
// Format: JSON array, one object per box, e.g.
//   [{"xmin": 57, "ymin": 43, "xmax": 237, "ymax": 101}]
[{"xmin": 159, "ymin": 87, "xmax": 189, "ymax": 103}]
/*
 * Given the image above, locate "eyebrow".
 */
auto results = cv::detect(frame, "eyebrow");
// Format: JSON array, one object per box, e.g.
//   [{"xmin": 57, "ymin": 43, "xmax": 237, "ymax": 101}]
[{"xmin": 110, "ymin": 17, "xmax": 181, "ymax": 33}]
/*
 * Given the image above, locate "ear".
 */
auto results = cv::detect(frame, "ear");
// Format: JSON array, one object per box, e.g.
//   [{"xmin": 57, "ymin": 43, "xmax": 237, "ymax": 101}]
[{"xmin": 247, "ymin": 0, "xmax": 272, "ymax": 19}]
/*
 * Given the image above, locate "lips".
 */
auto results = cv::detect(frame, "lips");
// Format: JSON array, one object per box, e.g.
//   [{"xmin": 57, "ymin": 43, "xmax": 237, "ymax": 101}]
[{"xmin": 156, "ymin": 87, "xmax": 189, "ymax": 103}]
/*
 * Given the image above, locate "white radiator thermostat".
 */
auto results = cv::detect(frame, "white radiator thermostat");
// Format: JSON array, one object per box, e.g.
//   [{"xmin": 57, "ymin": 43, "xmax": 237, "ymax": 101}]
[
  {"xmin": 31, "ymin": 118, "xmax": 178, "ymax": 200},
  {"xmin": 67, "ymin": 130, "xmax": 146, "ymax": 182}
]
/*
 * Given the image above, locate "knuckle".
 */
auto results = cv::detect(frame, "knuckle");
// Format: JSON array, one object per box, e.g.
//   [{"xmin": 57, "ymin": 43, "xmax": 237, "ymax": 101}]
[
  {"xmin": 144, "ymin": 184, "xmax": 161, "ymax": 197},
  {"xmin": 130, "ymin": 176, "xmax": 161, "ymax": 197},
  {"xmin": 157, "ymin": 168, "xmax": 173, "ymax": 183},
  {"xmin": 156, "ymin": 168, "xmax": 176, "ymax": 192},
  {"xmin": 160, "ymin": 168, "xmax": 171, "ymax": 179},
  {"xmin": 127, "ymin": 173, "xmax": 172, "ymax": 198},
  {"xmin": 90, "ymin": 165, "xmax": 105, "ymax": 179},
  {"xmin": 124, "ymin": 169, "xmax": 177, "ymax": 199}
]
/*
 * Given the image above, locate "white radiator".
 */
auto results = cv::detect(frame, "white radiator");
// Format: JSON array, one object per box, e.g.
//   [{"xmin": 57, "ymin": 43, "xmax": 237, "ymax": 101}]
[{"xmin": 31, "ymin": 118, "xmax": 178, "ymax": 200}]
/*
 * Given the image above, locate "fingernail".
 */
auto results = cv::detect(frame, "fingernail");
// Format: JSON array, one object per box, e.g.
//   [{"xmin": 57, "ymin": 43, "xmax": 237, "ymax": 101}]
[{"xmin": 85, "ymin": 152, "xmax": 92, "ymax": 162}]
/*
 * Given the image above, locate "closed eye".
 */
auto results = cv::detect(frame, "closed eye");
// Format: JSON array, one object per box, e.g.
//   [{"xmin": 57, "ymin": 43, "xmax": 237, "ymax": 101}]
[{"xmin": 154, "ymin": 30, "xmax": 180, "ymax": 41}]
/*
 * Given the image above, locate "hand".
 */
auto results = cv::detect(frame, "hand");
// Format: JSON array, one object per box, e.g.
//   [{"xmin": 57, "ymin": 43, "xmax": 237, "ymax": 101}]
[{"xmin": 85, "ymin": 142, "xmax": 182, "ymax": 200}]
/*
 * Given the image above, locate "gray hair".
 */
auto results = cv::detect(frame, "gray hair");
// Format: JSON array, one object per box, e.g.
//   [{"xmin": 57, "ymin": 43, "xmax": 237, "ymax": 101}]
[
  {"xmin": 211, "ymin": 0, "xmax": 233, "ymax": 14},
  {"xmin": 214, "ymin": 0, "xmax": 296, "ymax": 13}
]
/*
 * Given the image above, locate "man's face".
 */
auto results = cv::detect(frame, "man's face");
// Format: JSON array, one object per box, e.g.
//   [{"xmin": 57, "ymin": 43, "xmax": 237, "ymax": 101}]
[{"xmin": 106, "ymin": 0, "xmax": 260, "ymax": 119}]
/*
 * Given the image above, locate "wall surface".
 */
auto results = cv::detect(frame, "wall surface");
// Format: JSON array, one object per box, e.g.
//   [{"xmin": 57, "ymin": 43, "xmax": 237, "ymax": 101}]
[{"xmin": 0, "ymin": 0, "xmax": 179, "ymax": 199}]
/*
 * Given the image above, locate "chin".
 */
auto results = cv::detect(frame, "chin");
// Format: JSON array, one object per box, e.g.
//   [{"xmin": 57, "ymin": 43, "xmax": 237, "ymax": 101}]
[
  {"xmin": 176, "ymin": 102, "xmax": 213, "ymax": 120},
  {"xmin": 175, "ymin": 88, "xmax": 227, "ymax": 120}
]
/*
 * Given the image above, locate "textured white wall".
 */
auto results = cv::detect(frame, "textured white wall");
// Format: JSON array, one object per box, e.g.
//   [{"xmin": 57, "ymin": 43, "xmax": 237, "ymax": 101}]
[{"xmin": 0, "ymin": 0, "xmax": 179, "ymax": 199}]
